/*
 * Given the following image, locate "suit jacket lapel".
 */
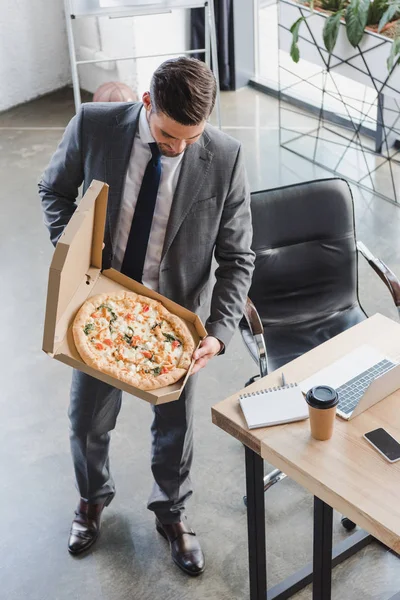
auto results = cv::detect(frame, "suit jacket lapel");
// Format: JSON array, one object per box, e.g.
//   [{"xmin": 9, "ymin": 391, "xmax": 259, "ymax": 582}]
[
  {"xmin": 161, "ymin": 131, "xmax": 214, "ymax": 262},
  {"xmin": 104, "ymin": 102, "xmax": 142, "ymax": 251}
]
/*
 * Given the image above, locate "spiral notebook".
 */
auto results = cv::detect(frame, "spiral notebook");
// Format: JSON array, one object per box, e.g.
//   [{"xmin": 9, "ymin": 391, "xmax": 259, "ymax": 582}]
[{"xmin": 239, "ymin": 383, "xmax": 309, "ymax": 430}]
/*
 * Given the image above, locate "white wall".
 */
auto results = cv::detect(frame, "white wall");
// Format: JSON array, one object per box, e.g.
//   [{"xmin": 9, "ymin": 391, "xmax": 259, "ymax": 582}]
[{"xmin": 0, "ymin": 0, "xmax": 71, "ymax": 112}]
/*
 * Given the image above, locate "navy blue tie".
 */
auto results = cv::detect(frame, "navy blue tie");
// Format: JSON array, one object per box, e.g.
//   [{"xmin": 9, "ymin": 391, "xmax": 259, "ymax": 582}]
[{"xmin": 121, "ymin": 142, "xmax": 162, "ymax": 282}]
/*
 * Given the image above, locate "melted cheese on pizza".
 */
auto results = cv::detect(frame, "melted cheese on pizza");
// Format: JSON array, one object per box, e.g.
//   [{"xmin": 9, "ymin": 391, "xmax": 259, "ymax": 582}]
[{"xmin": 81, "ymin": 298, "xmax": 184, "ymax": 377}]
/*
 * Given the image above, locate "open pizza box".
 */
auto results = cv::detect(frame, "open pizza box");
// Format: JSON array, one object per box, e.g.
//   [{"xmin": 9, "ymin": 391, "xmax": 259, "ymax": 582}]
[{"xmin": 42, "ymin": 179, "xmax": 207, "ymax": 405}]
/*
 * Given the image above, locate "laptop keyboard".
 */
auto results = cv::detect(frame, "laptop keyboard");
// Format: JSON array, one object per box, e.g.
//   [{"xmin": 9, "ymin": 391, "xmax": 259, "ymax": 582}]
[{"xmin": 337, "ymin": 359, "xmax": 395, "ymax": 415}]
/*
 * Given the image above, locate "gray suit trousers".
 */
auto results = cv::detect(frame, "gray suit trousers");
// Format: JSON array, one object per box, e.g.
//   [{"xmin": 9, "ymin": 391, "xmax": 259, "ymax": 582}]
[{"xmin": 69, "ymin": 369, "xmax": 197, "ymax": 523}]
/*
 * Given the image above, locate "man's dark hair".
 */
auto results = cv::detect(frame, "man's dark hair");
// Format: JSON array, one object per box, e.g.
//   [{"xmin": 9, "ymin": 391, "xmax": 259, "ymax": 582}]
[{"xmin": 150, "ymin": 57, "xmax": 217, "ymax": 126}]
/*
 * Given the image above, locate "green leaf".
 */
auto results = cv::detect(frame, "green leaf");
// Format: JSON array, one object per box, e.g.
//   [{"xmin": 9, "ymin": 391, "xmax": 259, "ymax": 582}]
[
  {"xmin": 290, "ymin": 16, "xmax": 305, "ymax": 63},
  {"xmin": 291, "ymin": 42, "xmax": 300, "ymax": 63},
  {"xmin": 123, "ymin": 326, "xmax": 135, "ymax": 344},
  {"xmin": 290, "ymin": 16, "xmax": 304, "ymax": 39},
  {"xmin": 378, "ymin": 3, "xmax": 400, "ymax": 32},
  {"xmin": 323, "ymin": 10, "xmax": 345, "ymax": 53},
  {"xmin": 83, "ymin": 323, "xmax": 94, "ymax": 335},
  {"xmin": 153, "ymin": 366, "xmax": 161, "ymax": 376},
  {"xmin": 387, "ymin": 37, "xmax": 400, "ymax": 70},
  {"xmin": 163, "ymin": 332, "xmax": 177, "ymax": 343},
  {"xmin": 321, "ymin": 0, "xmax": 343, "ymax": 9},
  {"xmin": 97, "ymin": 304, "xmax": 117, "ymax": 322},
  {"xmin": 345, "ymin": 0, "xmax": 370, "ymax": 47},
  {"xmin": 368, "ymin": 0, "xmax": 390, "ymax": 26}
]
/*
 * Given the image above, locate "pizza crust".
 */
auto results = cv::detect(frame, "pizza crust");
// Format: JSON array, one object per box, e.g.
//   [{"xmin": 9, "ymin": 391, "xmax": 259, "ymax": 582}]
[{"xmin": 72, "ymin": 291, "xmax": 195, "ymax": 391}]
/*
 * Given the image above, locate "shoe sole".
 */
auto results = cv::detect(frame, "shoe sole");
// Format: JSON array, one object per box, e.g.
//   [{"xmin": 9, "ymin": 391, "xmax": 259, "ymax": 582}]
[{"xmin": 156, "ymin": 523, "xmax": 205, "ymax": 576}]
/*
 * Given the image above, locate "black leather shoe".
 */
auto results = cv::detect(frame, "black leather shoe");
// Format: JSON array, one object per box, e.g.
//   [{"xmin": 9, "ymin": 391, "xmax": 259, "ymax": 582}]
[
  {"xmin": 156, "ymin": 518, "xmax": 205, "ymax": 576},
  {"xmin": 68, "ymin": 493, "xmax": 114, "ymax": 555}
]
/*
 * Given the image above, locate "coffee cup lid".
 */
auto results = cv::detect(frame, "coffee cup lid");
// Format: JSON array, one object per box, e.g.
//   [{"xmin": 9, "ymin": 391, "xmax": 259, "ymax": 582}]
[{"xmin": 306, "ymin": 385, "xmax": 338, "ymax": 409}]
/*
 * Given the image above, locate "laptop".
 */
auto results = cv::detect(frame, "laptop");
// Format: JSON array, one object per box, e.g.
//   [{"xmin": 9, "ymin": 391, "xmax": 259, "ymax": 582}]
[{"xmin": 300, "ymin": 345, "xmax": 400, "ymax": 420}]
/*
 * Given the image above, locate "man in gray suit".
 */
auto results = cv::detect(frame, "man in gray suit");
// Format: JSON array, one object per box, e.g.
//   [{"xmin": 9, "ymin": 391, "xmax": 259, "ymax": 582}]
[{"xmin": 39, "ymin": 57, "xmax": 254, "ymax": 576}]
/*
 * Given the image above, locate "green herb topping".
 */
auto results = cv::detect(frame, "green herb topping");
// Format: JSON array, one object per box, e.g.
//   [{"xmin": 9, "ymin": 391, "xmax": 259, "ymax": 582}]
[
  {"xmin": 162, "ymin": 332, "xmax": 177, "ymax": 343},
  {"xmin": 123, "ymin": 326, "xmax": 134, "ymax": 344},
  {"xmin": 83, "ymin": 323, "xmax": 95, "ymax": 335},
  {"xmin": 97, "ymin": 304, "xmax": 117, "ymax": 323}
]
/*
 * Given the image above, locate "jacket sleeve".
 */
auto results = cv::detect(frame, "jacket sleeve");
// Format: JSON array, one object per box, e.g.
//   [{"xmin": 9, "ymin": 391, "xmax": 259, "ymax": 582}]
[
  {"xmin": 38, "ymin": 106, "xmax": 85, "ymax": 246},
  {"xmin": 205, "ymin": 145, "xmax": 255, "ymax": 350}
]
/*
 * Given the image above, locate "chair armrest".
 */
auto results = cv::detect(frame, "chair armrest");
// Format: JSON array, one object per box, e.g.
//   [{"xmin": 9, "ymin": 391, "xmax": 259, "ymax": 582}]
[
  {"xmin": 357, "ymin": 241, "xmax": 400, "ymax": 311},
  {"xmin": 243, "ymin": 297, "xmax": 264, "ymax": 335},
  {"xmin": 243, "ymin": 297, "xmax": 268, "ymax": 377}
]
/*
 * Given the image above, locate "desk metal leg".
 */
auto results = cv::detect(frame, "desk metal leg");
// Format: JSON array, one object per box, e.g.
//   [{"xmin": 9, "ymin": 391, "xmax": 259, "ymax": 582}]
[
  {"xmin": 313, "ymin": 497, "xmax": 333, "ymax": 600},
  {"xmin": 243, "ymin": 457, "xmax": 373, "ymax": 600},
  {"xmin": 245, "ymin": 446, "xmax": 267, "ymax": 600}
]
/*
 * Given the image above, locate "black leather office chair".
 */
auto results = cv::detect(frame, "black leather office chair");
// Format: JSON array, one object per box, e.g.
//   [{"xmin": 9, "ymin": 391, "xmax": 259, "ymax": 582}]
[{"xmin": 241, "ymin": 178, "xmax": 400, "ymax": 528}]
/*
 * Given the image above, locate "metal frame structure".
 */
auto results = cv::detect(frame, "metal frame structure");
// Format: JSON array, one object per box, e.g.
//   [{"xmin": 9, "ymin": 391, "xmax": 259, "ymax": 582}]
[
  {"xmin": 63, "ymin": 0, "xmax": 221, "ymax": 126},
  {"xmin": 244, "ymin": 446, "xmax": 374, "ymax": 600},
  {"xmin": 278, "ymin": 4, "xmax": 400, "ymax": 205}
]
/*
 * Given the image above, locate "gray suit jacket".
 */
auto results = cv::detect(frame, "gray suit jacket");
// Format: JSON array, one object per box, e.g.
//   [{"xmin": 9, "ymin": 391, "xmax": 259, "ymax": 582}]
[{"xmin": 39, "ymin": 102, "xmax": 255, "ymax": 349}]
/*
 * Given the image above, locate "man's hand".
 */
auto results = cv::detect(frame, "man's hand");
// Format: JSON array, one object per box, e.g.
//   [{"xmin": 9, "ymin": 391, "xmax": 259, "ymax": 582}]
[{"xmin": 191, "ymin": 336, "xmax": 222, "ymax": 375}]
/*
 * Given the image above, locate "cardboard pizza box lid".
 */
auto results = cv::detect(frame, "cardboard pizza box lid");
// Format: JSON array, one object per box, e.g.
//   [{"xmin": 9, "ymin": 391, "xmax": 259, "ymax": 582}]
[
  {"xmin": 42, "ymin": 179, "xmax": 207, "ymax": 405},
  {"xmin": 43, "ymin": 180, "xmax": 107, "ymax": 355}
]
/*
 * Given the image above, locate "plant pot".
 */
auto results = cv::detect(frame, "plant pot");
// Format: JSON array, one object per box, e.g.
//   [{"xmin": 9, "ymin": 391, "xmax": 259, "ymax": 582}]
[
  {"xmin": 365, "ymin": 22, "xmax": 393, "ymax": 34},
  {"xmin": 278, "ymin": 0, "xmax": 400, "ymax": 204},
  {"xmin": 279, "ymin": 0, "xmax": 400, "ymax": 100}
]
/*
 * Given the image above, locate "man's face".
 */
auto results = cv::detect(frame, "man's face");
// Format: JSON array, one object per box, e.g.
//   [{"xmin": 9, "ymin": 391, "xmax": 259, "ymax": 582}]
[{"xmin": 142, "ymin": 92, "xmax": 205, "ymax": 157}]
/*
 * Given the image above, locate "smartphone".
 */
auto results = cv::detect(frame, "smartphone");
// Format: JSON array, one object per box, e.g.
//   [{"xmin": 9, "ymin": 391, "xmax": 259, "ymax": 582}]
[{"xmin": 363, "ymin": 428, "xmax": 400, "ymax": 463}]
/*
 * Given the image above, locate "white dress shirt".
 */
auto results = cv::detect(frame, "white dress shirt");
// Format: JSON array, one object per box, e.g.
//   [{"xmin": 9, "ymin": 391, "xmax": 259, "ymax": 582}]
[{"xmin": 113, "ymin": 106, "xmax": 184, "ymax": 291}]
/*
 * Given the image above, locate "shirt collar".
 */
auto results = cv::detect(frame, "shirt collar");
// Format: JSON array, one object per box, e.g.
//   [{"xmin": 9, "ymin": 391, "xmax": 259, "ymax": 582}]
[{"xmin": 138, "ymin": 105, "xmax": 155, "ymax": 145}]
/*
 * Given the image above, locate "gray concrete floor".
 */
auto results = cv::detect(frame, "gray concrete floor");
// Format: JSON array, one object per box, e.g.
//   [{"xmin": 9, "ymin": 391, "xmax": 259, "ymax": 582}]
[{"xmin": 1, "ymin": 86, "xmax": 400, "ymax": 600}]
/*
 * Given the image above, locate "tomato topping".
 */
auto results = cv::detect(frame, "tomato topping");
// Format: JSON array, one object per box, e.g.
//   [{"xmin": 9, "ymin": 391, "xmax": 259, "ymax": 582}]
[
  {"xmin": 103, "ymin": 339, "xmax": 113, "ymax": 347},
  {"xmin": 125, "ymin": 313, "xmax": 133, "ymax": 320},
  {"xmin": 131, "ymin": 335, "xmax": 142, "ymax": 345},
  {"xmin": 172, "ymin": 340, "xmax": 179, "ymax": 349},
  {"xmin": 161, "ymin": 367, "xmax": 168, "ymax": 374},
  {"xmin": 95, "ymin": 343, "xmax": 104, "ymax": 350},
  {"xmin": 142, "ymin": 351, "xmax": 152, "ymax": 359},
  {"xmin": 91, "ymin": 312, "xmax": 100, "ymax": 318},
  {"xmin": 142, "ymin": 304, "xmax": 149, "ymax": 313}
]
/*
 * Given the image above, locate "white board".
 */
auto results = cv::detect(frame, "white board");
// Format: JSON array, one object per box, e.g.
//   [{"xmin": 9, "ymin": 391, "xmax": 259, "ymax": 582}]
[{"xmin": 69, "ymin": 0, "xmax": 204, "ymax": 16}]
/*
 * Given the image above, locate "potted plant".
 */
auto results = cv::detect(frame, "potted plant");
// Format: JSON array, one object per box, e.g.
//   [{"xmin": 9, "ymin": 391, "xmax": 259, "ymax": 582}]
[
  {"xmin": 278, "ymin": 0, "xmax": 400, "ymax": 204},
  {"xmin": 288, "ymin": 0, "xmax": 400, "ymax": 69}
]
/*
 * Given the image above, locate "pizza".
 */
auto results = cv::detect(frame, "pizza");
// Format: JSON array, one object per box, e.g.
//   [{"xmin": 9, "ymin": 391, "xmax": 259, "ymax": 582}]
[{"xmin": 73, "ymin": 291, "xmax": 196, "ymax": 390}]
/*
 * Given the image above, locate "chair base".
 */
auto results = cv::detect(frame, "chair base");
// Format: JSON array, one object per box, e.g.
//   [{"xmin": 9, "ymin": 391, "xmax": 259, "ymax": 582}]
[
  {"xmin": 264, "ymin": 469, "xmax": 287, "ymax": 491},
  {"xmin": 243, "ymin": 469, "xmax": 288, "ymax": 505}
]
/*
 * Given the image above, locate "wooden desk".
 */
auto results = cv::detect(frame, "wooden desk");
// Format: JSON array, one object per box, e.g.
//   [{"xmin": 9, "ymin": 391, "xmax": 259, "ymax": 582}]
[{"xmin": 212, "ymin": 314, "xmax": 400, "ymax": 600}]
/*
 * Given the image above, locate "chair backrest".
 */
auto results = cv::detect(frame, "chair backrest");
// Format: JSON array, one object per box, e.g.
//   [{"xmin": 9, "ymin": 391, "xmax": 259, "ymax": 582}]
[{"xmin": 249, "ymin": 178, "xmax": 360, "ymax": 325}]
